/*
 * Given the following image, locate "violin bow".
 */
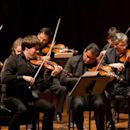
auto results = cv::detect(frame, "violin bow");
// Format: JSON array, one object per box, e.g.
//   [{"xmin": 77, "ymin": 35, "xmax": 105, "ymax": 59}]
[
  {"xmin": 125, "ymin": 26, "xmax": 130, "ymax": 35},
  {"xmin": 95, "ymin": 43, "xmax": 111, "ymax": 71},
  {"xmin": 33, "ymin": 17, "xmax": 61, "ymax": 80},
  {"xmin": 0, "ymin": 24, "xmax": 3, "ymax": 31},
  {"xmin": 46, "ymin": 18, "xmax": 61, "ymax": 58}
]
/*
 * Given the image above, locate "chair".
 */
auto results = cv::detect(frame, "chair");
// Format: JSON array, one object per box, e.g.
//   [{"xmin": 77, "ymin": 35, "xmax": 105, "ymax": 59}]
[
  {"xmin": 0, "ymin": 108, "xmax": 39, "ymax": 130},
  {"xmin": 37, "ymin": 89, "xmax": 57, "ymax": 122},
  {"xmin": 0, "ymin": 84, "xmax": 40, "ymax": 130},
  {"xmin": 111, "ymin": 95, "xmax": 129, "ymax": 123}
]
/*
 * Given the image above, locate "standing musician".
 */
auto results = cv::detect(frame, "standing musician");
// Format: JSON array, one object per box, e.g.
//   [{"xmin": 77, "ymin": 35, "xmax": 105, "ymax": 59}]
[
  {"xmin": 102, "ymin": 32, "xmax": 130, "ymax": 130},
  {"xmin": 37, "ymin": 27, "xmax": 68, "ymax": 122},
  {"xmin": 60, "ymin": 43, "xmax": 106, "ymax": 130},
  {"xmin": 1, "ymin": 35, "xmax": 63, "ymax": 130}
]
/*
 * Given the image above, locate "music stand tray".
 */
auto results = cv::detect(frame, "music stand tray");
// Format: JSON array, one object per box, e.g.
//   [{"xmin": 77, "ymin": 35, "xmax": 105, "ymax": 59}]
[{"xmin": 69, "ymin": 71, "xmax": 113, "ymax": 97}]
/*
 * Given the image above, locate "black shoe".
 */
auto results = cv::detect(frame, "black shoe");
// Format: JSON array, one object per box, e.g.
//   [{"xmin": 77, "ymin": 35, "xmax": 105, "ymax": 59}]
[
  {"xmin": 56, "ymin": 112, "xmax": 62, "ymax": 122},
  {"xmin": 106, "ymin": 121, "xmax": 115, "ymax": 130}
]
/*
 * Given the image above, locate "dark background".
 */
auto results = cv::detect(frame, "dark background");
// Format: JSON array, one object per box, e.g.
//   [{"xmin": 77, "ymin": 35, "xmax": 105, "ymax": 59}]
[{"xmin": 0, "ymin": 0, "xmax": 130, "ymax": 61}]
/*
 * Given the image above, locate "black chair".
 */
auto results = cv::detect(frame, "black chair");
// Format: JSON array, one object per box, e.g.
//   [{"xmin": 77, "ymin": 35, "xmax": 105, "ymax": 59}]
[
  {"xmin": 0, "ymin": 108, "xmax": 39, "ymax": 130},
  {"xmin": 111, "ymin": 95, "xmax": 129, "ymax": 123},
  {"xmin": 0, "ymin": 84, "xmax": 40, "ymax": 130}
]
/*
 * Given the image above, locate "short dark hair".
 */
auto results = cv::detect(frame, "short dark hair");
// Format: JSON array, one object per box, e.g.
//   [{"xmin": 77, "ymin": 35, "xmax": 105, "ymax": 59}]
[
  {"xmin": 84, "ymin": 43, "xmax": 100, "ymax": 56},
  {"xmin": 107, "ymin": 26, "xmax": 121, "ymax": 40},
  {"xmin": 22, "ymin": 35, "xmax": 40, "ymax": 51},
  {"xmin": 38, "ymin": 27, "xmax": 53, "ymax": 38}
]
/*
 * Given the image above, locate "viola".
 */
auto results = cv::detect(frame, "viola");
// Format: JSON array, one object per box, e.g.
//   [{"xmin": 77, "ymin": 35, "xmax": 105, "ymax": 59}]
[
  {"xmin": 119, "ymin": 49, "xmax": 130, "ymax": 63},
  {"xmin": 88, "ymin": 65, "xmax": 112, "ymax": 76},
  {"xmin": 88, "ymin": 65, "xmax": 122, "ymax": 80}
]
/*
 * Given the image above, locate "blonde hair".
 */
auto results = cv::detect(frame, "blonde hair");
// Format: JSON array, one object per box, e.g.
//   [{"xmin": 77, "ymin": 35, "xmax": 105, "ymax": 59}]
[
  {"xmin": 113, "ymin": 33, "xmax": 128, "ymax": 45},
  {"xmin": 11, "ymin": 37, "xmax": 23, "ymax": 55}
]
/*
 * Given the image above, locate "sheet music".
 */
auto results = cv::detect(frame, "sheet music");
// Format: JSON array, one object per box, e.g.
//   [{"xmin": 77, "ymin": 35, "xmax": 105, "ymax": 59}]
[
  {"xmin": 69, "ymin": 75, "xmax": 112, "ymax": 97},
  {"xmin": 82, "ymin": 71, "xmax": 99, "ymax": 77},
  {"xmin": 54, "ymin": 52, "xmax": 73, "ymax": 58}
]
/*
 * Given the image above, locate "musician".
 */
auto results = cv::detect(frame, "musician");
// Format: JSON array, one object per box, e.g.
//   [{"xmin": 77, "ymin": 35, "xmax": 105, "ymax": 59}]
[
  {"xmin": 37, "ymin": 27, "xmax": 53, "ymax": 50},
  {"xmin": 97, "ymin": 27, "xmax": 121, "ymax": 62},
  {"xmin": 60, "ymin": 43, "xmax": 106, "ymax": 130},
  {"xmin": 102, "ymin": 32, "xmax": 130, "ymax": 130},
  {"xmin": 37, "ymin": 27, "xmax": 68, "ymax": 122},
  {"xmin": 103, "ymin": 26, "xmax": 120, "ymax": 50},
  {"xmin": 1, "ymin": 35, "xmax": 62, "ymax": 130}
]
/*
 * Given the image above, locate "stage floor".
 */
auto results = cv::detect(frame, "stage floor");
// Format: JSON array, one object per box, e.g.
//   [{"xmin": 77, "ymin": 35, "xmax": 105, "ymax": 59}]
[{"xmin": 0, "ymin": 111, "xmax": 128, "ymax": 130}]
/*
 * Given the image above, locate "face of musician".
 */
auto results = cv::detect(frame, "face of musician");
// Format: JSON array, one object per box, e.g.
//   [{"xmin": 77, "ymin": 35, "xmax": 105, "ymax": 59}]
[
  {"xmin": 83, "ymin": 50, "xmax": 97, "ymax": 65},
  {"xmin": 107, "ymin": 38, "xmax": 115, "ymax": 48},
  {"xmin": 11, "ymin": 37, "xmax": 22, "ymax": 55},
  {"xmin": 113, "ymin": 33, "xmax": 128, "ymax": 54},
  {"xmin": 24, "ymin": 46, "xmax": 39, "ymax": 60},
  {"xmin": 37, "ymin": 32, "xmax": 50, "ymax": 45},
  {"xmin": 115, "ymin": 41, "xmax": 127, "ymax": 54},
  {"xmin": 22, "ymin": 35, "xmax": 40, "ymax": 60},
  {"xmin": 14, "ymin": 45, "xmax": 22, "ymax": 55}
]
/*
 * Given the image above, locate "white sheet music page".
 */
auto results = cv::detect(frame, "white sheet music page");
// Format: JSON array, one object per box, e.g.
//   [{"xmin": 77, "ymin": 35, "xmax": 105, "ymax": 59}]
[
  {"xmin": 54, "ymin": 52, "xmax": 73, "ymax": 58},
  {"xmin": 82, "ymin": 71, "xmax": 99, "ymax": 77}
]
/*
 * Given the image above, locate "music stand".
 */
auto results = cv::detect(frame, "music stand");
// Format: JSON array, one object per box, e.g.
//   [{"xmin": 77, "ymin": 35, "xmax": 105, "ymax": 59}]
[{"xmin": 69, "ymin": 72, "xmax": 113, "ymax": 130}]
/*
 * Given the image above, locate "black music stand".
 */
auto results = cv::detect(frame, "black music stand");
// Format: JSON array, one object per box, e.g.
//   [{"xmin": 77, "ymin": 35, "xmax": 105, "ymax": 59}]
[{"xmin": 69, "ymin": 72, "xmax": 113, "ymax": 130}]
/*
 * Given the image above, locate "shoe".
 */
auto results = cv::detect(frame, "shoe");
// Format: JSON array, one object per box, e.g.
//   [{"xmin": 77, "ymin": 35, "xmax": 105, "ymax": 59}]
[
  {"xmin": 106, "ymin": 121, "xmax": 115, "ymax": 130},
  {"xmin": 56, "ymin": 112, "xmax": 62, "ymax": 122}
]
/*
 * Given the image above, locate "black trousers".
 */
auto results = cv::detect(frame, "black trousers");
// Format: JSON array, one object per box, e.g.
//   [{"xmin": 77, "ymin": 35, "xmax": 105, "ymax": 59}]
[
  {"xmin": 105, "ymin": 82, "xmax": 130, "ymax": 129},
  {"xmin": 49, "ymin": 78, "xmax": 68, "ymax": 113},
  {"xmin": 71, "ymin": 94, "xmax": 105, "ymax": 130},
  {"xmin": 4, "ymin": 97, "xmax": 54, "ymax": 130}
]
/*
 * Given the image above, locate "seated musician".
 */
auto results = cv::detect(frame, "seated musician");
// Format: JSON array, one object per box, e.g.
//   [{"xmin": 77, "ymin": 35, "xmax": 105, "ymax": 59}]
[
  {"xmin": 102, "ymin": 32, "xmax": 130, "ymax": 130},
  {"xmin": 1, "ymin": 35, "xmax": 62, "ymax": 130},
  {"xmin": 60, "ymin": 43, "xmax": 106, "ymax": 130},
  {"xmin": 37, "ymin": 27, "xmax": 68, "ymax": 122},
  {"xmin": 97, "ymin": 26, "xmax": 121, "ymax": 62}
]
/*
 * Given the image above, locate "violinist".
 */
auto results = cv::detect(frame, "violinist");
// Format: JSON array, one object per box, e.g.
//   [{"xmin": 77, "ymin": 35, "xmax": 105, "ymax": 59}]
[
  {"xmin": 102, "ymin": 32, "xmax": 130, "ymax": 130},
  {"xmin": 97, "ymin": 26, "xmax": 121, "ymax": 62},
  {"xmin": 103, "ymin": 26, "xmax": 121, "ymax": 50},
  {"xmin": 1, "ymin": 37, "xmax": 23, "ymax": 74},
  {"xmin": 1, "ymin": 35, "xmax": 63, "ymax": 130},
  {"xmin": 37, "ymin": 27, "xmax": 53, "ymax": 49},
  {"xmin": 0, "ymin": 36, "xmax": 21, "ymax": 72},
  {"xmin": 37, "ymin": 27, "xmax": 68, "ymax": 122},
  {"xmin": 60, "ymin": 43, "xmax": 106, "ymax": 130}
]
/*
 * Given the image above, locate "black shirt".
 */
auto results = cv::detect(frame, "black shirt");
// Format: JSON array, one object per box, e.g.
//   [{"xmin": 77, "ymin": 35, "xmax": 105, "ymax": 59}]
[{"xmin": 1, "ymin": 53, "xmax": 53, "ymax": 100}]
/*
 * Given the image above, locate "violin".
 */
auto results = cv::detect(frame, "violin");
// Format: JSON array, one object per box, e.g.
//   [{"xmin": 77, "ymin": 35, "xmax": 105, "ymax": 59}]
[
  {"xmin": 42, "ymin": 43, "xmax": 78, "ymax": 55},
  {"xmin": 30, "ymin": 57, "xmax": 72, "ymax": 77},
  {"xmin": 119, "ymin": 49, "xmax": 130, "ymax": 63},
  {"xmin": 30, "ymin": 58, "xmax": 57, "ymax": 71},
  {"xmin": 42, "ymin": 43, "xmax": 65, "ymax": 54}
]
